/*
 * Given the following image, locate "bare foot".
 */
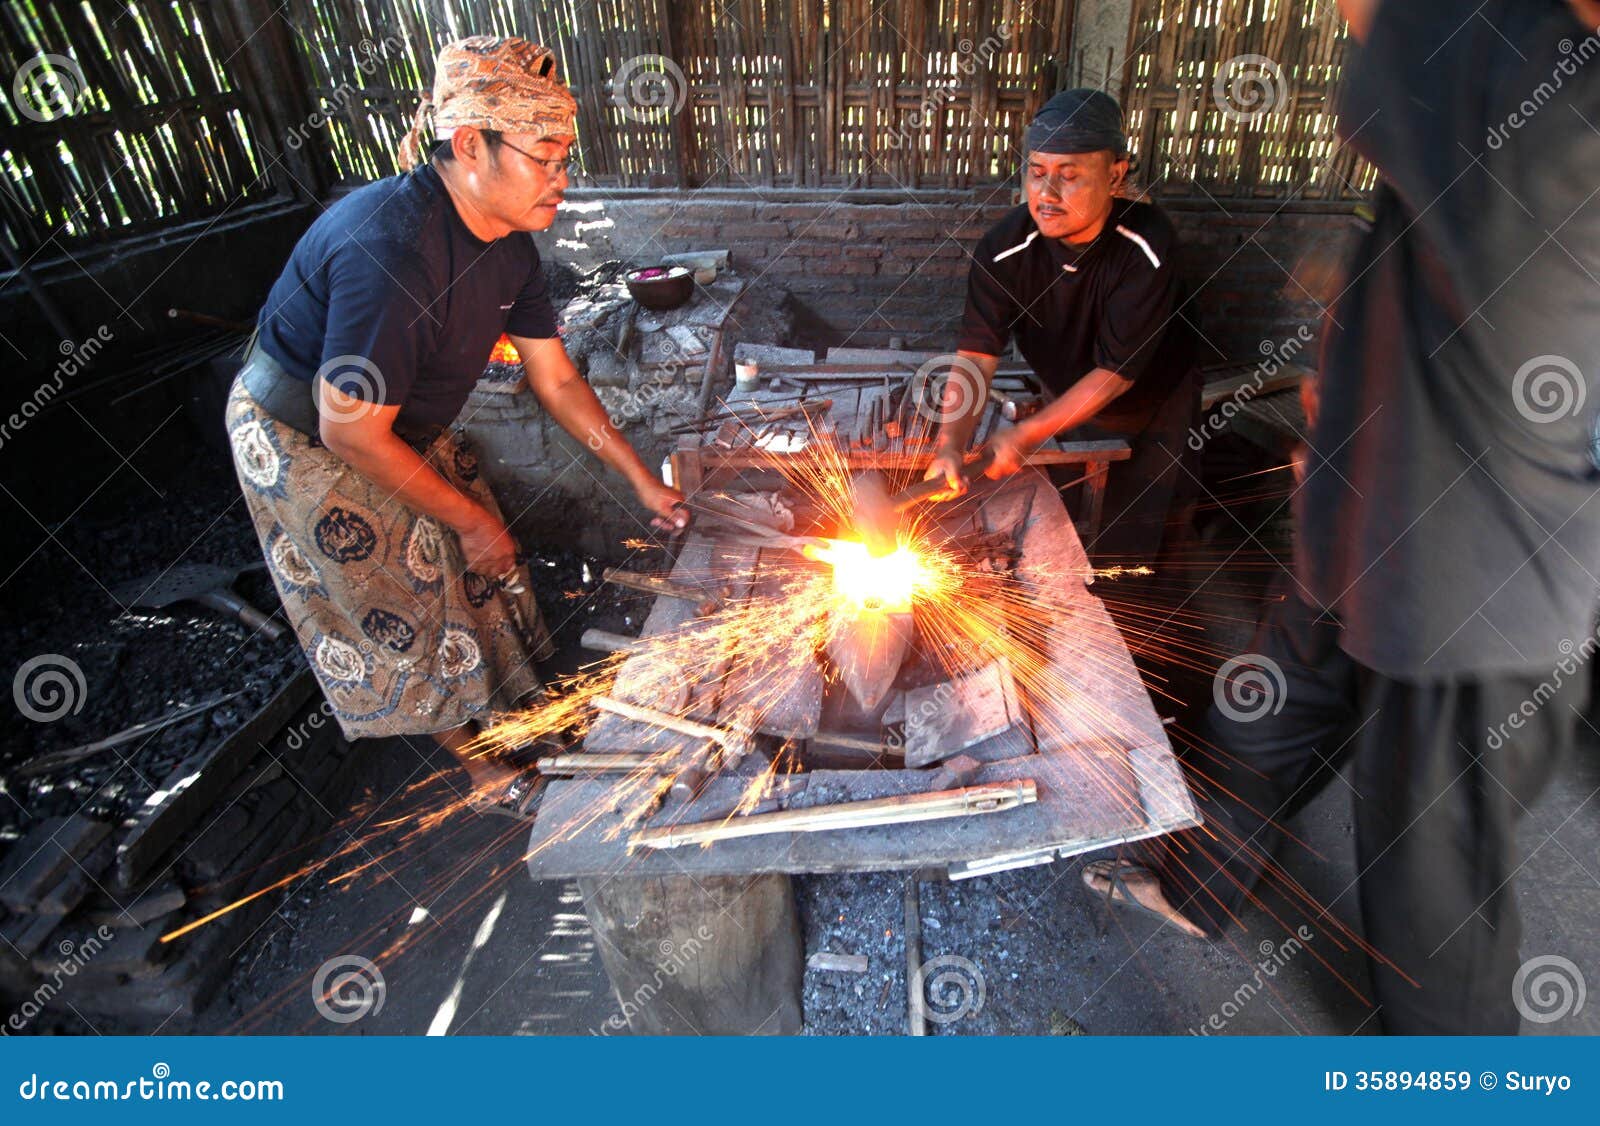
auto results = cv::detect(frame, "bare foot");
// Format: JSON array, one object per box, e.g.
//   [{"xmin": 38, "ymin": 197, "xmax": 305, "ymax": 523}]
[
  {"xmin": 432, "ymin": 724, "xmax": 519, "ymax": 803},
  {"xmin": 1081, "ymin": 858, "xmax": 1208, "ymax": 939},
  {"xmin": 461, "ymin": 756, "xmax": 519, "ymax": 797}
]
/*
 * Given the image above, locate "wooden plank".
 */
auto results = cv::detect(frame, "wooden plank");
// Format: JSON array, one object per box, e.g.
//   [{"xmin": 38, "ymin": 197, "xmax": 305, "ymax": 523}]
[
  {"xmin": 901, "ymin": 658, "xmax": 1029, "ymax": 767},
  {"xmin": 114, "ymin": 669, "xmax": 317, "ymax": 889},
  {"xmin": 1201, "ymin": 363, "xmax": 1310, "ymax": 409},
  {"xmin": 526, "ymin": 748, "xmax": 1195, "ymax": 878},
  {"xmin": 0, "ymin": 816, "xmax": 110, "ymax": 914}
]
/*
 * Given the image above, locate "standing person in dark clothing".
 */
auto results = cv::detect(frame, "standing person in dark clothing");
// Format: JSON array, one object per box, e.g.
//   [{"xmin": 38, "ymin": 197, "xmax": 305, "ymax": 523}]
[
  {"xmin": 1083, "ymin": 0, "xmax": 1600, "ymax": 1033},
  {"xmin": 925, "ymin": 88, "xmax": 1200, "ymax": 564},
  {"xmin": 227, "ymin": 37, "xmax": 685, "ymax": 809}
]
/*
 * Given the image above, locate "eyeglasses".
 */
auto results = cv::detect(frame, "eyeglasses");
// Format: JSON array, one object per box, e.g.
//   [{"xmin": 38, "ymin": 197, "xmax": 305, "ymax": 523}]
[{"xmin": 496, "ymin": 137, "xmax": 579, "ymax": 177}]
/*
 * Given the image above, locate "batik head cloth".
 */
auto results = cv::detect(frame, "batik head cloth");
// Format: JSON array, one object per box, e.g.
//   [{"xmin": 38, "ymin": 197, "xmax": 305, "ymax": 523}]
[{"xmin": 399, "ymin": 36, "xmax": 578, "ymax": 171}]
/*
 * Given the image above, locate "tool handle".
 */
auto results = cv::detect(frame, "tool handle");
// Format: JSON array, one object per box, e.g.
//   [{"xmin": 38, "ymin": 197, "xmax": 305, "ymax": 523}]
[
  {"xmin": 195, "ymin": 591, "xmax": 287, "ymax": 640},
  {"xmin": 891, "ymin": 447, "xmax": 999, "ymax": 511},
  {"xmin": 581, "ymin": 629, "xmax": 643, "ymax": 653}
]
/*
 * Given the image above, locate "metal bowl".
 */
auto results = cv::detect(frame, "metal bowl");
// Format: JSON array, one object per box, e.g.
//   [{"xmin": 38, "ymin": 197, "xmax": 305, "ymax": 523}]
[{"xmin": 625, "ymin": 265, "xmax": 694, "ymax": 310}]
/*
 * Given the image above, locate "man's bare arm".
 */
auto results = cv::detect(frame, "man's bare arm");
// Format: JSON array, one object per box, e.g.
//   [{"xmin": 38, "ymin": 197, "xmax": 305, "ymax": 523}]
[
  {"xmin": 511, "ymin": 334, "xmax": 685, "ymax": 527},
  {"xmin": 316, "ymin": 383, "xmax": 516, "ymax": 573},
  {"xmin": 1010, "ymin": 367, "xmax": 1132, "ymax": 450}
]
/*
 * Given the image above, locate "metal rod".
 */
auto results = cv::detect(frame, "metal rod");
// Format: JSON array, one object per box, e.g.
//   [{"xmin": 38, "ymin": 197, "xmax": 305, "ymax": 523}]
[{"xmin": 628, "ymin": 779, "xmax": 1038, "ymax": 851}]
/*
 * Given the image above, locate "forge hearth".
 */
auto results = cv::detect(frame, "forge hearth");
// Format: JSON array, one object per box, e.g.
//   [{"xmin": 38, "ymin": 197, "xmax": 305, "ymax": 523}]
[{"xmin": 525, "ymin": 471, "xmax": 1197, "ymax": 882}]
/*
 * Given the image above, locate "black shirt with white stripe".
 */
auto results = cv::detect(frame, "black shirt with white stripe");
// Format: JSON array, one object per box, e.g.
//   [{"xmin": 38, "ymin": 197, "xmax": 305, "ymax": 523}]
[{"xmin": 958, "ymin": 198, "xmax": 1195, "ymax": 425}]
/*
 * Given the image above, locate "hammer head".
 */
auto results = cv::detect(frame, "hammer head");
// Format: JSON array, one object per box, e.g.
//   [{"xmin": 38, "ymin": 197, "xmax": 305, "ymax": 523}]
[{"xmin": 850, "ymin": 470, "xmax": 899, "ymax": 557}]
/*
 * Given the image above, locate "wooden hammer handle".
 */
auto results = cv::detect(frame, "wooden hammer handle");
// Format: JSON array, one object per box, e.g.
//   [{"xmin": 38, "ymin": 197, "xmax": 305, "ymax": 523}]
[{"xmin": 890, "ymin": 447, "xmax": 998, "ymax": 511}]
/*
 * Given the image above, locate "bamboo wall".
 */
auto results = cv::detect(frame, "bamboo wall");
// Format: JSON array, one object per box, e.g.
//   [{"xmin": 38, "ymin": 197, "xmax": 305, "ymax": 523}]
[
  {"xmin": 0, "ymin": 0, "xmax": 1376, "ymax": 257},
  {"xmin": 1121, "ymin": 0, "xmax": 1376, "ymax": 199},
  {"xmin": 287, "ymin": 0, "xmax": 1076, "ymax": 190},
  {"xmin": 0, "ymin": 0, "xmax": 275, "ymax": 255}
]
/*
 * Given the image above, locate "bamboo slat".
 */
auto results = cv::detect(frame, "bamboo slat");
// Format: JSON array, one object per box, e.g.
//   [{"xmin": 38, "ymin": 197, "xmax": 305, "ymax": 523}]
[{"xmin": 5, "ymin": 0, "xmax": 1378, "ymax": 253}]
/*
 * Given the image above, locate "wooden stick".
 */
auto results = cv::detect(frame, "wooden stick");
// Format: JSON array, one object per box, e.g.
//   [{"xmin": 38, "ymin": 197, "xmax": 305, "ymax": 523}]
[
  {"xmin": 16, "ymin": 691, "xmax": 246, "ymax": 779},
  {"xmin": 590, "ymin": 695, "xmax": 744, "ymax": 756},
  {"xmin": 628, "ymin": 780, "xmax": 1037, "ymax": 852},
  {"xmin": 906, "ymin": 877, "xmax": 926, "ymax": 1036},
  {"xmin": 601, "ymin": 568, "xmax": 717, "ymax": 614}
]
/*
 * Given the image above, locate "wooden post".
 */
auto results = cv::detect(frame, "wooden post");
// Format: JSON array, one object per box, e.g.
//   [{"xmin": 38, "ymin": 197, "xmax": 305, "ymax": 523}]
[
  {"xmin": 217, "ymin": 0, "xmax": 334, "ymax": 200},
  {"xmin": 578, "ymin": 874, "xmax": 804, "ymax": 1035}
]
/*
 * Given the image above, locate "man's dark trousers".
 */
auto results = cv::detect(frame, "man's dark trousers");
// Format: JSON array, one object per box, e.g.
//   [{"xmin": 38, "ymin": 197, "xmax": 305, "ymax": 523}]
[{"xmin": 1152, "ymin": 585, "xmax": 1583, "ymax": 1034}]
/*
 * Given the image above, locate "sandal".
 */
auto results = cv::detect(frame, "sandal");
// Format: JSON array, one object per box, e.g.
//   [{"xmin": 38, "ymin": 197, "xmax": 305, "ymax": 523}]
[
  {"xmin": 1082, "ymin": 857, "xmax": 1207, "ymax": 938},
  {"xmin": 466, "ymin": 772, "xmax": 544, "ymax": 822}
]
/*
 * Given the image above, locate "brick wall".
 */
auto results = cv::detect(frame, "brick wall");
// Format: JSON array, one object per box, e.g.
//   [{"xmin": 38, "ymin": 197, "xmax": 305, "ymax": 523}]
[{"xmin": 537, "ymin": 189, "xmax": 1364, "ymax": 367}]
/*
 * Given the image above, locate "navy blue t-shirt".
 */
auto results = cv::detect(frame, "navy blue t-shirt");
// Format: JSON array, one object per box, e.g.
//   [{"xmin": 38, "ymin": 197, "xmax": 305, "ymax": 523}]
[{"xmin": 256, "ymin": 163, "xmax": 558, "ymax": 430}]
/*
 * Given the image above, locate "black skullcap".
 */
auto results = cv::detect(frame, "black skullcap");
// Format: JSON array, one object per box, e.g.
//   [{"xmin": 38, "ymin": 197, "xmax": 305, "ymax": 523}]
[{"xmin": 1023, "ymin": 88, "xmax": 1127, "ymax": 157}]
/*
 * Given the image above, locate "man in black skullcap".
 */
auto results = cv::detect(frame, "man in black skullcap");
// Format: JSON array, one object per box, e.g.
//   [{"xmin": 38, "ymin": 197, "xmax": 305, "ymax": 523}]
[{"xmin": 925, "ymin": 88, "xmax": 1199, "ymax": 564}]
